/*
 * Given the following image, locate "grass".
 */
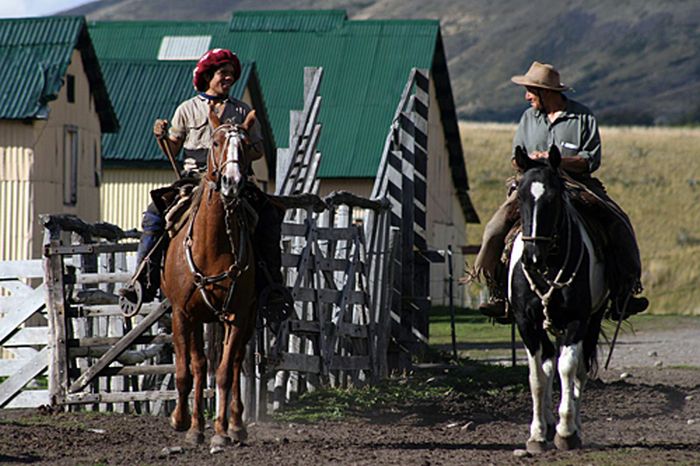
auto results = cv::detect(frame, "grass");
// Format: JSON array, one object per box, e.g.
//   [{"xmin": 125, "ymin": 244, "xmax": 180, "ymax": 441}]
[
  {"xmin": 460, "ymin": 122, "xmax": 700, "ymax": 315},
  {"xmin": 273, "ymin": 359, "xmax": 528, "ymax": 423}
]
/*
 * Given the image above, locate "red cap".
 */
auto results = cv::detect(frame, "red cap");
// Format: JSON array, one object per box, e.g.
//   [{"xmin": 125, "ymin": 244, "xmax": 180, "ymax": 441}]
[{"xmin": 192, "ymin": 48, "xmax": 241, "ymax": 92}]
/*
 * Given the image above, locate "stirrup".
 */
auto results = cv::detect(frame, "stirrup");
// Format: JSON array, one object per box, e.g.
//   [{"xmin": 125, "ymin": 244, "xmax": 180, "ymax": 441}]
[
  {"xmin": 258, "ymin": 283, "xmax": 293, "ymax": 323},
  {"xmin": 119, "ymin": 281, "xmax": 143, "ymax": 318}
]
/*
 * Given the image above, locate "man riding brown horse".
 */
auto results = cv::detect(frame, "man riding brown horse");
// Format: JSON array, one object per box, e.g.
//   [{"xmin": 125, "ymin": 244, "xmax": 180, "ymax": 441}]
[
  {"xmin": 470, "ymin": 61, "xmax": 648, "ymax": 321},
  {"xmin": 119, "ymin": 48, "xmax": 288, "ymax": 318}
]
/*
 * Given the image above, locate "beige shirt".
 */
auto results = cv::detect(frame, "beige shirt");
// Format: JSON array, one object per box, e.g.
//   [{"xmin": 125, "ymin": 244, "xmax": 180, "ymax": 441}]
[{"xmin": 169, "ymin": 95, "xmax": 263, "ymax": 151}]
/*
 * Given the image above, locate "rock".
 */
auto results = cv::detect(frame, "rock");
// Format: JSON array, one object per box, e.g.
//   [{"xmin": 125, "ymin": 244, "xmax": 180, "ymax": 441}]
[
  {"xmin": 210, "ymin": 446, "xmax": 225, "ymax": 455},
  {"xmin": 461, "ymin": 421, "xmax": 476, "ymax": 431},
  {"xmin": 648, "ymin": 351, "xmax": 658, "ymax": 357},
  {"xmin": 158, "ymin": 446, "xmax": 183, "ymax": 458},
  {"xmin": 686, "ymin": 395, "xmax": 694, "ymax": 401},
  {"xmin": 513, "ymin": 449, "xmax": 531, "ymax": 458},
  {"xmin": 687, "ymin": 419, "xmax": 696, "ymax": 425},
  {"xmin": 654, "ymin": 361, "xmax": 663, "ymax": 367},
  {"xmin": 88, "ymin": 428, "xmax": 105, "ymax": 434},
  {"xmin": 426, "ymin": 377, "xmax": 437, "ymax": 384},
  {"xmin": 446, "ymin": 422, "xmax": 460, "ymax": 428},
  {"xmin": 620, "ymin": 372, "xmax": 632, "ymax": 380},
  {"xmin": 606, "ymin": 417, "xmax": 613, "ymax": 422}
]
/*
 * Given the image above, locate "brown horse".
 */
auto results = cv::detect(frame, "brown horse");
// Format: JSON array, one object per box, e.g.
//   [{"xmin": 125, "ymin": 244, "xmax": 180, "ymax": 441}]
[{"xmin": 160, "ymin": 112, "xmax": 258, "ymax": 448}]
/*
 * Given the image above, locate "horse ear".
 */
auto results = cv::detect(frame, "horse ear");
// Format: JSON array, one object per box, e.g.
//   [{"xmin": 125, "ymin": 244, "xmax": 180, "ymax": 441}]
[
  {"xmin": 514, "ymin": 145, "xmax": 534, "ymax": 171},
  {"xmin": 241, "ymin": 110, "xmax": 256, "ymax": 132},
  {"xmin": 548, "ymin": 144, "xmax": 561, "ymax": 170},
  {"xmin": 209, "ymin": 104, "xmax": 221, "ymax": 129}
]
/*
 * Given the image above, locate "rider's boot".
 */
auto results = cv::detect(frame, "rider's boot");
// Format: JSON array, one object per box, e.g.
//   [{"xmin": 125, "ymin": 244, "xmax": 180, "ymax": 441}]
[
  {"xmin": 609, "ymin": 293, "xmax": 649, "ymax": 321},
  {"xmin": 119, "ymin": 208, "xmax": 164, "ymax": 309}
]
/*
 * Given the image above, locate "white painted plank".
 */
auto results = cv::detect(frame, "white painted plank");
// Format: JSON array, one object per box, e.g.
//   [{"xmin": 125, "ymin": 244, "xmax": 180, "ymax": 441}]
[{"xmin": 0, "ymin": 347, "xmax": 49, "ymax": 407}]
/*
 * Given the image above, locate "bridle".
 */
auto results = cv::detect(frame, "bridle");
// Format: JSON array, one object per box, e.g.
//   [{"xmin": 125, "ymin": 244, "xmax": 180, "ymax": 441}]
[
  {"xmin": 182, "ymin": 123, "xmax": 257, "ymax": 319},
  {"xmin": 521, "ymin": 189, "xmax": 585, "ymax": 334}
]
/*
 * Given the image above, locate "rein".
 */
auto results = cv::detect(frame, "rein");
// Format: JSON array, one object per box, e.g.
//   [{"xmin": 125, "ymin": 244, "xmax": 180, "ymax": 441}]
[
  {"xmin": 521, "ymin": 198, "xmax": 585, "ymax": 334},
  {"xmin": 182, "ymin": 125, "xmax": 256, "ymax": 319}
]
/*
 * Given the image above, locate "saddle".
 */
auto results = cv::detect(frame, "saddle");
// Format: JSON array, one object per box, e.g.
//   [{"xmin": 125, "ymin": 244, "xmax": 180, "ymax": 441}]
[
  {"xmin": 150, "ymin": 177, "xmax": 201, "ymax": 238},
  {"xmin": 502, "ymin": 185, "xmax": 608, "ymax": 267}
]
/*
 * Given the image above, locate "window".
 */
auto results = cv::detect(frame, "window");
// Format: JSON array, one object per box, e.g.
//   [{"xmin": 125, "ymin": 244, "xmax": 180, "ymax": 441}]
[
  {"xmin": 157, "ymin": 36, "xmax": 212, "ymax": 60},
  {"xmin": 66, "ymin": 74, "xmax": 75, "ymax": 103},
  {"xmin": 63, "ymin": 126, "xmax": 79, "ymax": 206}
]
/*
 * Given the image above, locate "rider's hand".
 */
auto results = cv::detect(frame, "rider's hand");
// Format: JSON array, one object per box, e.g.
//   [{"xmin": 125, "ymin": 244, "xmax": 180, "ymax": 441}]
[
  {"xmin": 183, "ymin": 158, "xmax": 198, "ymax": 172},
  {"xmin": 153, "ymin": 119, "xmax": 169, "ymax": 140},
  {"xmin": 529, "ymin": 150, "xmax": 549, "ymax": 160}
]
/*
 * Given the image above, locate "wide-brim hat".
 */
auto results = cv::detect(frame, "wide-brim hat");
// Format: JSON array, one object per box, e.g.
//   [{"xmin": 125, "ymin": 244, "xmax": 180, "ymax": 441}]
[
  {"xmin": 192, "ymin": 48, "xmax": 242, "ymax": 92},
  {"xmin": 511, "ymin": 61, "xmax": 569, "ymax": 92}
]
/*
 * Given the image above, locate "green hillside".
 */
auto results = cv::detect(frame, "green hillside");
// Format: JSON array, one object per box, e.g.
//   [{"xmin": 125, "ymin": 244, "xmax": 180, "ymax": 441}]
[{"xmin": 461, "ymin": 122, "xmax": 700, "ymax": 315}]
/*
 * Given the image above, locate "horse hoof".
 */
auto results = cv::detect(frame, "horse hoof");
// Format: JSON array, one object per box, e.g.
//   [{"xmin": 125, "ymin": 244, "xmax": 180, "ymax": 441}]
[
  {"xmin": 546, "ymin": 423, "xmax": 556, "ymax": 442},
  {"xmin": 170, "ymin": 415, "xmax": 190, "ymax": 432},
  {"xmin": 526, "ymin": 440, "xmax": 548, "ymax": 454},
  {"xmin": 210, "ymin": 434, "xmax": 230, "ymax": 448},
  {"xmin": 185, "ymin": 430, "xmax": 205, "ymax": 445},
  {"xmin": 228, "ymin": 427, "xmax": 248, "ymax": 444},
  {"xmin": 554, "ymin": 432, "xmax": 582, "ymax": 450}
]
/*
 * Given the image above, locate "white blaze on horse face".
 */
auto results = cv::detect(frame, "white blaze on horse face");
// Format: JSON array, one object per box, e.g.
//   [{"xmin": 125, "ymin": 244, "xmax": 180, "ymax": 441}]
[
  {"xmin": 530, "ymin": 181, "xmax": 546, "ymax": 240},
  {"xmin": 221, "ymin": 129, "xmax": 243, "ymax": 197}
]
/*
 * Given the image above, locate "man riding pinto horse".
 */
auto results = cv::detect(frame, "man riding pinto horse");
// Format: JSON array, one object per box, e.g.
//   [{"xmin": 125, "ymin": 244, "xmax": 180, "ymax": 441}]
[
  {"xmin": 470, "ymin": 61, "xmax": 648, "ymax": 321},
  {"xmin": 119, "ymin": 48, "xmax": 288, "ymax": 317}
]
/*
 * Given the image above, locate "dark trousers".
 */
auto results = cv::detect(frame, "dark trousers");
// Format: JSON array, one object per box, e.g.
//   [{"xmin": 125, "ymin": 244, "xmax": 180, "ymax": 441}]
[{"xmin": 135, "ymin": 183, "xmax": 284, "ymax": 295}]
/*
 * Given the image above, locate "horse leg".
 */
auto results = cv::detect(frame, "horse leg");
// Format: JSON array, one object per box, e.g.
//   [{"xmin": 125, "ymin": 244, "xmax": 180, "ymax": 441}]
[
  {"xmin": 170, "ymin": 310, "xmax": 192, "ymax": 432},
  {"xmin": 525, "ymin": 347, "xmax": 549, "ymax": 454},
  {"xmin": 555, "ymin": 342, "xmax": 583, "ymax": 450},
  {"xmin": 228, "ymin": 327, "xmax": 251, "ymax": 444},
  {"xmin": 542, "ymin": 356, "xmax": 557, "ymax": 441},
  {"xmin": 211, "ymin": 324, "xmax": 235, "ymax": 448},
  {"xmin": 185, "ymin": 321, "xmax": 206, "ymax": 445},
  {"xmin": 574, "ymin": 355, "xmax": 588, "ymax": 435}
]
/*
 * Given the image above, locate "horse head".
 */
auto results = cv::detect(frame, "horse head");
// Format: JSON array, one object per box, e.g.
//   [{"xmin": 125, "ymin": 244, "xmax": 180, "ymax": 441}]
[
  {"xmin": 208, "ymin": 110, "xmax": 257, "ymax": 201},
  {"xmin": 515, "ymin": 145, "xmax": 564, "ymax": 271}
]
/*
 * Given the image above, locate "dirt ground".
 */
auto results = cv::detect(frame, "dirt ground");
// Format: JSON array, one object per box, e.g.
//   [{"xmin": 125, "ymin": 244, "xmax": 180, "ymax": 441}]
[{"xmin": 1, "ymin": 321, "xmax": 699, "ymax": 465}]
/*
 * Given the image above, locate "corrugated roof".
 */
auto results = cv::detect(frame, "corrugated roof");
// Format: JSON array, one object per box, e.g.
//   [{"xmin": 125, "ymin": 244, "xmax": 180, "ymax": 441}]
[
  {"xmin": 100, "ymin": 60, "xmax": 276, "ymax": 169},
  {"xmin": 229, "ymin": 10, "xmax": 347, "ymax": 32},
  {"xmin": 87, "ymin": 12, "xmax": 477, "ymax": 221},
  {"xmin": 0, "ymin": 16, "xmax": 118, "ymax": 132}
]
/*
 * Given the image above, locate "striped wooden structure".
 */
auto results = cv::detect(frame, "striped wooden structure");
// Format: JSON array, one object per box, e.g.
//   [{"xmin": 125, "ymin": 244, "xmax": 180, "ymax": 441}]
[{"xmin": 371, "ymin": 68, "xmax": 432, "ymax": 370}]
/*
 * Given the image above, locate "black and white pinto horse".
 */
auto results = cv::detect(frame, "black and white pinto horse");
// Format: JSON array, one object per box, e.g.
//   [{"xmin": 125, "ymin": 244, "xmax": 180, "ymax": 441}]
[{"xmin": 508, "ymin": 146, "xmax": 609, "ymax": 453}]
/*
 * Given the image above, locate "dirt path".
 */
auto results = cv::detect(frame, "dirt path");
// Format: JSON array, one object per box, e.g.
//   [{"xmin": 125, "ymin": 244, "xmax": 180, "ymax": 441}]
[{"xmin": 1, "ymin": 320, "xmax": 699, "ymax": 465}]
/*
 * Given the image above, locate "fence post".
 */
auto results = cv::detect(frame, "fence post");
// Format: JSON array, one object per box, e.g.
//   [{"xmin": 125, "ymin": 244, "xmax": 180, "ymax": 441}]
[{"xmin": 42, "ymin": 219, "xmax": 70, "ymax": 408}]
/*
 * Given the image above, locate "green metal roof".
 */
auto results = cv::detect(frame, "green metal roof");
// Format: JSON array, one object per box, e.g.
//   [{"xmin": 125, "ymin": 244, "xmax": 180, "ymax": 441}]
[
  {"xmin": 87, "ymin": 11, "xmax": 478, "ymax": 221},
  {"xmin": 88, "ymin": 14, "xmax": 437, "ymax": 178},
  {"xmin": 100, "ymin": 60, "xmax": 276, "ymax": 168},
  {"xmin": 0, "ymin": 16, "xmax": 118, "ymax": 132}
]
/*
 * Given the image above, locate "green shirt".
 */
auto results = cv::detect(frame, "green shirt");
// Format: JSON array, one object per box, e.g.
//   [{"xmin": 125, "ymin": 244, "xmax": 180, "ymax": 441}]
[{"xmin": 512, "ymin": 97, "xmax": 601, "ymax": 173}]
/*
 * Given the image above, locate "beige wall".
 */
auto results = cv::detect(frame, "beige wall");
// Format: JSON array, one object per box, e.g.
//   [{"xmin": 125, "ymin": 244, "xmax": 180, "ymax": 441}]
[
  {"xmin": 101, "ymin": 168, "xmax": 176, "ymax": 231},
  {"xmin": 0, "ymin": 50, "xmax": 102, "ymax": 261},
  {"xmin": 426, "ymin": 76, "xmax": 468, "ymax": 306}
]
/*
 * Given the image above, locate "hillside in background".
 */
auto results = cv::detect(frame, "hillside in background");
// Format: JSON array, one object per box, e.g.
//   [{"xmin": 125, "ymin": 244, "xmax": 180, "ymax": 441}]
[
  {"xmin": 461, "ymin": 123, "xmax": 700, "ymax": 314},
  {"xmin": 65, "ymin": 0, "xmax": 700, "ymax": 125}
]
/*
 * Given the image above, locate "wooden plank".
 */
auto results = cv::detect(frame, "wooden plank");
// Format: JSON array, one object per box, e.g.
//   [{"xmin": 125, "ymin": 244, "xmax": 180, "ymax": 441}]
[
  {"xmin": 67, "ymin": 302, "xmax": 162, "ymax": 318},
  {"xmin": 0, "ymin": 260, "xmax": 44, "ymax": 279},
  {"xmin": 64, "ymin": 388, "xmax": 216, "ymax": 405},
  {"xmin": 5, "ymin": 389, "xmax": 50, "ymax": 408},
  {"xmin": 1, "ymin": 327, "xmax": 49, "ymax": 347},
  {"xmin": 288, "ymin": 320, "xmax": 367, "ymax": 339},
  {"xmin": 270, "ymin": 352, "xmax": 320, "ymax": 373},
  {"xmin": 294, "ymin": 287, "xmax": 367, "ymax": 305},
  {"xmin": 69, "ymin": 364, "xmax": 175, "ymax": 378},
  {"xmin": 76, "ymin": 272, "xmax": 132, "ymax": 285},
  {"xmin": 0, "ymin": 347, "xmax": 49, "ymax": 407},
  {"xmin": 315, "ymin": 227, "xmax": 357, "ymax": 241},
  {"xmin": 45, "ymin": 243, "xmax": 137, "ymax": 256},
  {"xmin": 0, "ymin": 285, "xmax": 46, "ymax": 344},
  {"xmin": 68, "ymin": 301, "xmax": 170, "ymax": 394},
  {"xmin": 282, "ymin": 253, "xmax": 357, "ymax": 272},
  {"xmin": 68, "ymin": 334, "xmax": 171, "ymax": 348}
]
